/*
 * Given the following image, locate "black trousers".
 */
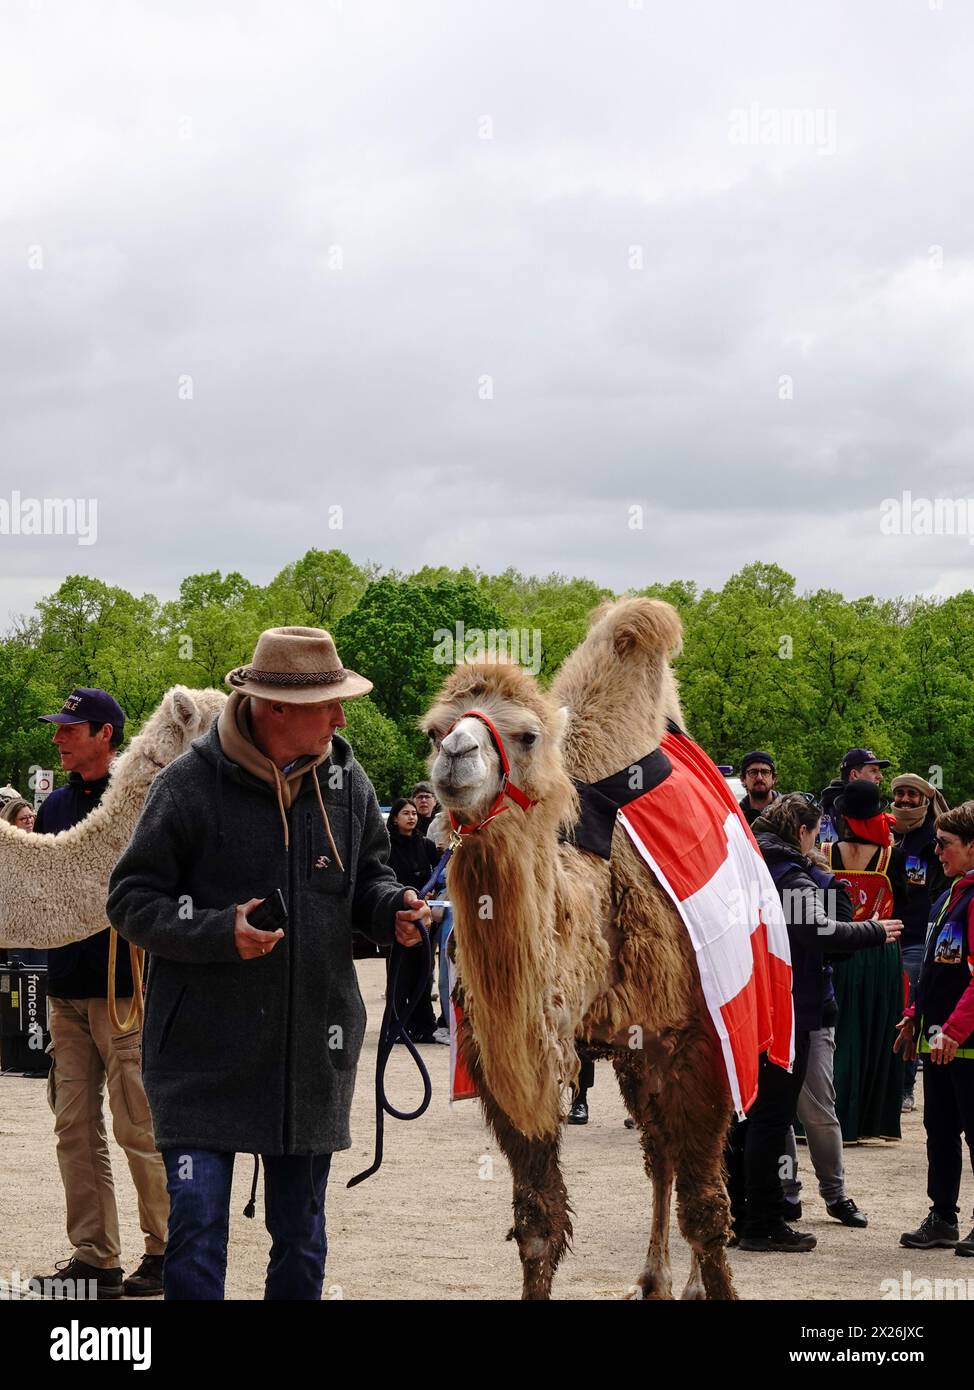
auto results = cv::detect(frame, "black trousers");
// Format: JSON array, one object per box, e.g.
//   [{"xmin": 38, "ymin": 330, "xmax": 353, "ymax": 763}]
[
  {"xmin": 575, "ymin": 1044, "xmax": 596, "ymax": 1097},
  {"xmin": 922, "ymin": 1056, "xmax": 974, "ymax": 1221},
  {"xmin": 387, "ymin": 945, "xmax": 436, "ymax": 1039},
  {"xmin": 725, "ymin": 1031, "xmax": 811, "ymax": 1237}
]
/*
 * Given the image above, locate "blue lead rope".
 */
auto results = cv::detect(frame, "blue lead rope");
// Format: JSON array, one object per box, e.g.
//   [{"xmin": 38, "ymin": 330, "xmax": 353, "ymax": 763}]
[{"xmin": 347, "ymin": 850, "xmax": 452, "ymax": 1188}]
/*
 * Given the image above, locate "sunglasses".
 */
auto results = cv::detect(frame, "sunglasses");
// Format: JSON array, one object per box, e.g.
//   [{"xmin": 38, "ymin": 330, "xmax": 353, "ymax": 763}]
[{"xmin": 797, "ymin": 792, "xmax": 823, "ymax": 814}]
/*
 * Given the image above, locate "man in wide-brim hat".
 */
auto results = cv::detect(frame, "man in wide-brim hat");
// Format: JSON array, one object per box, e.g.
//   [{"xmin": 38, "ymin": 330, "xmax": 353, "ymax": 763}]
[{"xmin": 108, "ymin": 626, "xmax": 430, "ymax": 1301}]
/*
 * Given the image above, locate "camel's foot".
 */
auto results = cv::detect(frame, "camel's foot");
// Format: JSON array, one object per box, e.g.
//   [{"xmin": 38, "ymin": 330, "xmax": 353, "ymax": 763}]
[
  {"xmin": 678, "ymin": 1251, "xmax": 706, "ymax": 1300},
  {"xmin": 627, "ymin": 1257, "xmax": 673, "ymax": 1300},
  {"xmin": 509, "ymin": 1229, "xmax": 556, "ymax": 1301}
]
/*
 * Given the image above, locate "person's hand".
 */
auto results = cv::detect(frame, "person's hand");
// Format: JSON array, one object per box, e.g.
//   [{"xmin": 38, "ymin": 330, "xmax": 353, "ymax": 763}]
[
  {"xmin": 234, "ymin": 898, "xmax": 285, "ymax": 961},
  {"xmin": 878, "ymin": 919, "xmax": 903, "ymax": 943},
  {"xmin": 395, "ymin": 889, "xmax": 431, "ymax": 947},
  {"xmin": 893, "ymin": 1015, "xmax": 916, "ymax": 1060},
  {"xmin": 928, "ymin": 1030, "xmax": 959, "ymax": 1065}
]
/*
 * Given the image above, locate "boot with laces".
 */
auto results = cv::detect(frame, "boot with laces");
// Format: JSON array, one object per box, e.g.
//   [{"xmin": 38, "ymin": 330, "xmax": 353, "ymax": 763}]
[
  {"xmin": 122, "ymin": 1253, "xmax": 164, "ymax": 1297},
  {"xmin": 29, "ymin": 1257, "xmax": 122, "ymax": 1300},
  {"xmin": 900, "ymin": 1211, "xmax": 959, "ymax": 1249},
  {"xmin": 739, "ymin": 1220, "xmax": 816, "ymax": 1252}
]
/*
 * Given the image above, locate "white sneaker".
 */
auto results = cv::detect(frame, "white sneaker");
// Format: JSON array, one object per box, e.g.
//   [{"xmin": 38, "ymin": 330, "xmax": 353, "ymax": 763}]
[{"xmin": 433, "ymin": 1027, "xmax": 451, "ymax": 1045}]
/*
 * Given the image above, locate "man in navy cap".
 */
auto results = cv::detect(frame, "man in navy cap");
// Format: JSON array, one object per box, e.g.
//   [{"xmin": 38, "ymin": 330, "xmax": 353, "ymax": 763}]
[
  {"xmin": 31, "ymin": 689, "xmax": 168, "ymax": 1300},
  {"xmin": 841, "ymin": 748, "xmax": 891, "ymax": 784},
  {"xmin": 821, "ymin": 748, "xmax": 892, "ymax": 832}
]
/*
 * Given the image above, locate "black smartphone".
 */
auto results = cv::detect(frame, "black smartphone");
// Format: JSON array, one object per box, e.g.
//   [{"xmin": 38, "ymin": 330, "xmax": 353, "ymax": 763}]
[{"xmin": 247, "ymin": 889, "xmax": 288, "ymax": 934}]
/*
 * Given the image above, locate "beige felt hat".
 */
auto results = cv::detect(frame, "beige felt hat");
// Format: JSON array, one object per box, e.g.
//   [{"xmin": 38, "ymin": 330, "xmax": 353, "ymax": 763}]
[{"xmin": 225, "ymin": 627, "xmax": 373, "ymax": 704}]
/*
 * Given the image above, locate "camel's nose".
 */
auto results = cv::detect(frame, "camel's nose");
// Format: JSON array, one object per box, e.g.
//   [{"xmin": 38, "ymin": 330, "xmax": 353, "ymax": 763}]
[{"xmin": 441, "ymin": 728, "xmax": 479, "ymax": 759}]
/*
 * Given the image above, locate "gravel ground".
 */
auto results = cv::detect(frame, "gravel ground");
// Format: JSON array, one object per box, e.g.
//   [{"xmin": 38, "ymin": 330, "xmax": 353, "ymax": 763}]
[{"xmin": 2, "ymin": 959, "xmax": 971, "ymax": 1301}]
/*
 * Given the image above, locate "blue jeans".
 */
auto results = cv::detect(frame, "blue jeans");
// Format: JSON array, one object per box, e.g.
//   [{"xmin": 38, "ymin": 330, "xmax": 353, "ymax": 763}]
[
  {"xmin": 161, "ymin": 1149, "xmax": 331, "ymax": 1300},
  {"xmin": 435, "ymin": 911, "xmax": 454, "ymax": 1025},
  {"xmin": 902, "ymin": 944, "xmax": 925, "ymax": 1098}
]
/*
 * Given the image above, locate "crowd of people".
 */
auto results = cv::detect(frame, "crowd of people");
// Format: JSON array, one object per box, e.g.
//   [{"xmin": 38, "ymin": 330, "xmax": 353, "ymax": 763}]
[
  {"xmin": 728, "ymin": 746, "xmax": 974, "ymax": 1258},
  {"xmin": 2, "ymin": 644, "xmax": 973, "ymax": 1298}
]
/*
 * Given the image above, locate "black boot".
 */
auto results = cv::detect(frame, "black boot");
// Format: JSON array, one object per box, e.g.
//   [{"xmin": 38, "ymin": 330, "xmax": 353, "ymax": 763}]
[{"xmin": 29, "ymin": 1257, "xmax": 122, "ymax": 1300}]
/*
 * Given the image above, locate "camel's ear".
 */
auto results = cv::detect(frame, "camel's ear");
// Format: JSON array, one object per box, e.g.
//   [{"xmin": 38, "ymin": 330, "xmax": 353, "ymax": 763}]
[
  {"xmin": 170, "ymin": 687, "xmax": 200, "ymax": 734},
  {"xmin": 552, "ymin": 705, "xmax": 570, "ymax": 749}
]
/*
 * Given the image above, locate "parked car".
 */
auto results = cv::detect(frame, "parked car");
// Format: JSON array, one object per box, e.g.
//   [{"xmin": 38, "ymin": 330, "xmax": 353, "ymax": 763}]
[{"xmin": 717, "ymin": 765, "xmax": 746, "ymax": 803}]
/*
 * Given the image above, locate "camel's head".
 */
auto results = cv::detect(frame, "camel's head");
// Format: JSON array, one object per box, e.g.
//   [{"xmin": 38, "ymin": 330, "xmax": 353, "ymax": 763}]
[
  {"xmin": 122, "ymin": 686, "xmax": 227, "ymax": 775},
  {"xmin": 421, "ymin": 662, "xmax": 571, "ymax": 829}
]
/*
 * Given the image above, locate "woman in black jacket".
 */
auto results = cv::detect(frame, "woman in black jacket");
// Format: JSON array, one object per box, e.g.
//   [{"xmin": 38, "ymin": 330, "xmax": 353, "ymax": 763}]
[
  {"xmin": 386, "ymin": 798, "xmax": 441, "ymax": 1044},
  {"xmin": 725, "ymin": 793, "xmax": 902, "ymax": 1252}
]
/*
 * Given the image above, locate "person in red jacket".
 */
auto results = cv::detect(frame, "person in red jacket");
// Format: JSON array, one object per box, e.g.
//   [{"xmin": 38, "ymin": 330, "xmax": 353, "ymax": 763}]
[{"xmin": 895, "ymin": 801, "xmax": 974, "ymax": 1256}]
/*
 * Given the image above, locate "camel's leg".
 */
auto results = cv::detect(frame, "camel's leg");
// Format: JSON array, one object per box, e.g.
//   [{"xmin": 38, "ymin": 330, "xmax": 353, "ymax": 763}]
[
  {"xmin": 681, "ymin": 1251, "xmax": 706, "ymax": 1301},
  {"xmin": 660, "ymin": 1025, "xmax": 738, "ymax": 1301},
  {"xmin": 461, "ymin": 1019, "xmax": 572, "ymax": 1301},
  {"xmin": 611, "ymin": 1050, "xmax": 673, "ymax": 1300}
]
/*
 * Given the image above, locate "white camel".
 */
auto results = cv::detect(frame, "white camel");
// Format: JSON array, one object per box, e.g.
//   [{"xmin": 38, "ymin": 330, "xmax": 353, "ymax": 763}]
[{"xmin": 0, "ymin": 686, "xmax": 226, "ymax": 950}]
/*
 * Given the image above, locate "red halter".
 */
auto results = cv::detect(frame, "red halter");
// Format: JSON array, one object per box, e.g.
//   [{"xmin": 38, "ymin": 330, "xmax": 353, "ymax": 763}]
[{"xmin": 442, "ymin": 708, "xmax": 537, "ymax": 843}]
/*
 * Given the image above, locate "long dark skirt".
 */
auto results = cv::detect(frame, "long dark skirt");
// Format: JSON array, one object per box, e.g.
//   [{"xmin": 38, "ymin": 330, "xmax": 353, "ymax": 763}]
[{"xmin": 830, "ymin": 943, "xmax": 906, "ymax": 1142}]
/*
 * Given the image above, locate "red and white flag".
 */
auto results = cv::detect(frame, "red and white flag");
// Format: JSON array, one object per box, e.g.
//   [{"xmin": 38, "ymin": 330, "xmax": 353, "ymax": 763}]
[
  {"xmin": 448, "ymin": 728, "xmax": 793, "ymax": 1115},
  {"xmin": 618, "ymin": 730, "xmax": 793, "ymax": 1116},
  {"xmin": 447, "ymin": 953, "xmax": 478, "ymax": 1105}
]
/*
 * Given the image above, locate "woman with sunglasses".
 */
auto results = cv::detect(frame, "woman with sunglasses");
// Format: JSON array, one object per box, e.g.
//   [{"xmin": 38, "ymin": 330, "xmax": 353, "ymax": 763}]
[
  {"xmin": 895, "ymin": 802, "xmax": 974, "ymax": 1255},
  {"xmin": 726, "ymin": 793, "xmax": 901, "ymax": 1252}
]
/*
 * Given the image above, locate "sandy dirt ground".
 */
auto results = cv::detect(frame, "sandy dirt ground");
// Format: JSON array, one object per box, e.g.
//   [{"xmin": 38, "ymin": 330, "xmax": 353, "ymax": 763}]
[{"xmin": 2, "ymin": 958, "xmax": 971, "ymax": 1301}]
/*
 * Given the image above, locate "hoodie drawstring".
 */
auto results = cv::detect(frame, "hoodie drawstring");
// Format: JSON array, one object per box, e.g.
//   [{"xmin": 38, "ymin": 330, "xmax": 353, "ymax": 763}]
[
  {"xmin": 270, "ymin": 763, "xmax": 291, "ymax": 850},
  {"xmin": 243, "ymin": 1154, "xmax": 259, "ymax": 1218},
  {"xmin": 242, "ymin": 1153, "xmax": 319, "ymax": 1218}
]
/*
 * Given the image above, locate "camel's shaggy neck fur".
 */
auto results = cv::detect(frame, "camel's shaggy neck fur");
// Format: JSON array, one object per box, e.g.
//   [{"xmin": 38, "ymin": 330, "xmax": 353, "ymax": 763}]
[
  {"xmin": 424, "ymin": 663, "xmax": 584, "ymax": 1136},
  {"xmin": 0, "ymin": 686, "xmax": 226, "ymax": 950}
]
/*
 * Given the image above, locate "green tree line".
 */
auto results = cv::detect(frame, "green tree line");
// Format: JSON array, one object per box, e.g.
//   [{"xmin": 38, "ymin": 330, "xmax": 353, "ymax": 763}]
[{"xmin": 1, "ymin": 552, "xmax": 970, "ymax": 804}]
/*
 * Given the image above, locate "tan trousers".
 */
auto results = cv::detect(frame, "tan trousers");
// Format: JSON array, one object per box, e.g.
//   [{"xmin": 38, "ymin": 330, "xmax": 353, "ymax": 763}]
[{"xmin": 47, "ymin": 997, "xmax": 168, "ymax": 1268}]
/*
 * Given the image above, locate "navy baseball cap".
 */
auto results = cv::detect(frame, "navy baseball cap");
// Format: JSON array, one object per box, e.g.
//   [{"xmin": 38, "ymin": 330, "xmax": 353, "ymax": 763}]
[
  {"xmin": 841, "ymin": 747, "xmax": 891, "ymax": 771},
  {"xmin": 39, "ymin": 687, "xmax": 125, "ymax": 735}
]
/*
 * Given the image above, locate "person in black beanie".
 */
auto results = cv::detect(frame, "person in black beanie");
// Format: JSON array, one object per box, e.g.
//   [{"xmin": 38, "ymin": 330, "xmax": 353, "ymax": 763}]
[
  {"xmin": 739, "ymin": 751, "xmax": 778, "ymax": 826},
  {"xmin": 386, "ymin": 798, "xmax": 441, "ymax": 1043}
]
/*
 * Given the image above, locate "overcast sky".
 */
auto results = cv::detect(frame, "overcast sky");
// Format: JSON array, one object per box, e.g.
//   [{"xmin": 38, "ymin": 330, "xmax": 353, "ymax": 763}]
[{"xmin": 2, "ymin": 0, "xmax": 973, "ymax": 626}]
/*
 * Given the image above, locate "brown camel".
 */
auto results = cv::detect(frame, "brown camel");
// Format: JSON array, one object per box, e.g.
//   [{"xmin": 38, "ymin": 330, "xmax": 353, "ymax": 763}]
[{"xmin": 421, "ymin": 598, "xmax": 737, "ymax": 1300}]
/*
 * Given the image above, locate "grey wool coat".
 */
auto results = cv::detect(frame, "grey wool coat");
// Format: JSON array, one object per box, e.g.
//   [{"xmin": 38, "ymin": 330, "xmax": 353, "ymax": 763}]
[{"xmin": 106, "ymin": 725, "xmax": 406, "ymax": 1156}]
